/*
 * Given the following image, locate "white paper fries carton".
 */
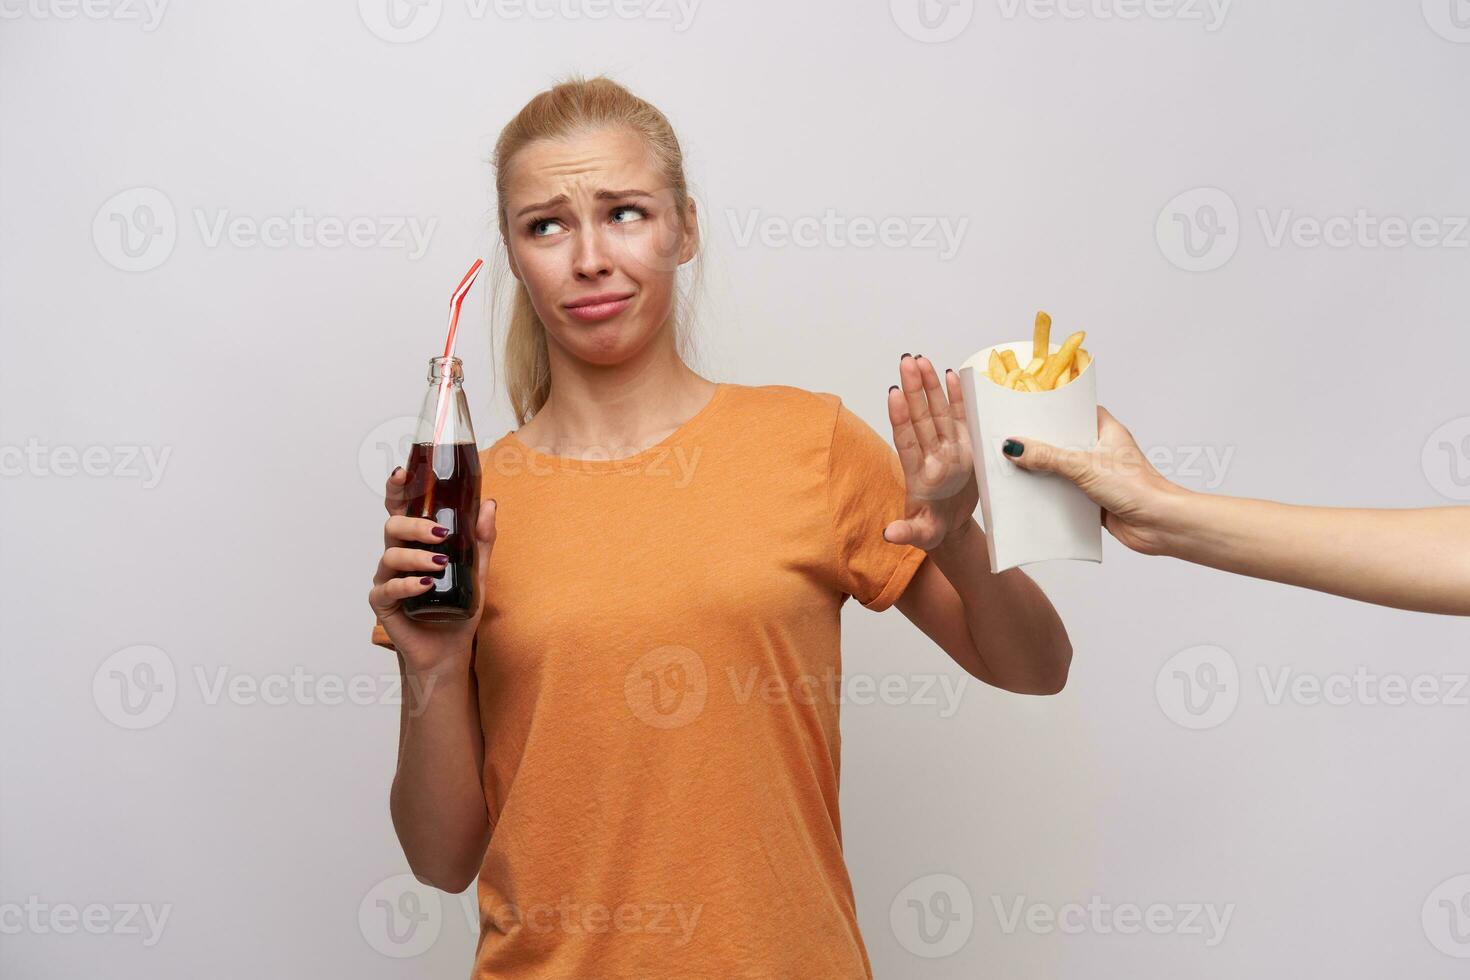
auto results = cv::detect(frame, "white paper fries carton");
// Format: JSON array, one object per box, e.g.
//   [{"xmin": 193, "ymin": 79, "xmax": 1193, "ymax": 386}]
[{"xmin": 958, "ymin": 341, "xmax": 1103, "ymax": 573}]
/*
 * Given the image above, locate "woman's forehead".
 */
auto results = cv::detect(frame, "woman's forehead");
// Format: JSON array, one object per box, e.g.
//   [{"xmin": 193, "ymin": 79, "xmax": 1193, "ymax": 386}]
[{"xmin": 505, "ymin": 128, "xmax": 658, "ymax": 199}]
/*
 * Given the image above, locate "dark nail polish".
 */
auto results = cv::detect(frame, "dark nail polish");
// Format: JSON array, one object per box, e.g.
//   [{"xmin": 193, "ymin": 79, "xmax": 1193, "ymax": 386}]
[
  {"xmin": 431, "ymin": 526, "xmax": 449, "ymax": 538},
  {"xmin": 432, "ymin": 554, "xmax": 449, "ymax": 566},
  {"xmin": 915, "ymin": 353, "xmax": 924, "ymax": 361},
  {"xmin": 889, "ymin": 385, "xmax": 900, "ymax": 393},
  {"xmin": 419, "ymin": 576, "xmax": 433, "ymax": 585},
  {"xmin": 946, "ymin": 368, "xmax": 955, "ymax": 376},
  {"xmin": 391, "ymin": 466, "xmax": 402, "ymax": 477},
  {"xmin": 1003, "ymin": 439, "xmax": 1024, "ymax": 458},
  {"xmin": 901, "ymin": 352, "xmax": 912, "ymax": 360}
]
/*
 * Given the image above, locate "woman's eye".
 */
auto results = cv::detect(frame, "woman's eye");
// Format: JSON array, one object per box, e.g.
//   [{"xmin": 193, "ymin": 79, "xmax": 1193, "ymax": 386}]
[
  {"xmin": 529, "ymin": 218, "xmax": 563, "ymax": 236},
  {"xmin": 611, "ymin": 206, "xmax": 647, "ymax": 224}
]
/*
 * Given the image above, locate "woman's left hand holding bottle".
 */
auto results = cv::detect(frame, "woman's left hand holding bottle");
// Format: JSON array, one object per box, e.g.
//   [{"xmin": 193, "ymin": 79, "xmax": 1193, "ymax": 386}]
[{"xmin": 368, "ymin": 466, "xmax": 497, "ymax": 677}]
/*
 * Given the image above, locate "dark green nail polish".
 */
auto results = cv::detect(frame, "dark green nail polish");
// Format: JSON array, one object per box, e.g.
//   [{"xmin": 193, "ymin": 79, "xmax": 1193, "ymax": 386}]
[{"xmin": 1003, "ymin": 439, "xmax": 1024, "ymax": 458}]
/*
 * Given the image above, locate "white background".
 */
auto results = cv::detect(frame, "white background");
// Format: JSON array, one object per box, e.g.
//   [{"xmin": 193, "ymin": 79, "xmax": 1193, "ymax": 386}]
[{"xmin": 3, "ymin": 0, "xmax": 1470, "ymax": 976}]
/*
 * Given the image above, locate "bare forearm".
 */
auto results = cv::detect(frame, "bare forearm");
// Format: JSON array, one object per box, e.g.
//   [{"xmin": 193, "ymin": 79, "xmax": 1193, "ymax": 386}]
[
  {"xmin": 1157, "ymin": 493, "xmax": 1470, "ymax": 616},
  {"xmin": 930, "ymin": 518, "xmax": 1073, "ymax": 693},
  {"xmin": 390, "ymin": 651, "xmax": 489, "ymax": 891}
]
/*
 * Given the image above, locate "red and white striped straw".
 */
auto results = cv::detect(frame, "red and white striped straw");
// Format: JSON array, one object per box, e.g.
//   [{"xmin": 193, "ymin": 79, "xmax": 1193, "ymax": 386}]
[{"xmin": 431, "ymin": 258, "xmax": 485, "ymax": 444}]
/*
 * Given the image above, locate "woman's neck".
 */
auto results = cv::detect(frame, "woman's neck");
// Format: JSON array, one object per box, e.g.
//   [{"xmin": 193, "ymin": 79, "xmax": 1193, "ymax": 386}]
[{"xmin": 517, "ymin": 364, "xmax": 717, "ymax": 458}]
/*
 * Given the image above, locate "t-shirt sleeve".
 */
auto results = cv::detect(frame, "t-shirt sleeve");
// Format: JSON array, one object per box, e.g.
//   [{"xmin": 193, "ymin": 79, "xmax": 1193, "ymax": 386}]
[{"xmin": 826, "ymin": 398, "xmax": 928, "ymax": 611}]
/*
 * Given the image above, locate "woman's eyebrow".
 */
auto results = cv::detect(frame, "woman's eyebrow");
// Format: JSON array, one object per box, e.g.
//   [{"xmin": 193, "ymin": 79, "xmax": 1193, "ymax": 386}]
[{"xmin": 514, "ymin": 189, "xmax": 652, "ymax": 219}]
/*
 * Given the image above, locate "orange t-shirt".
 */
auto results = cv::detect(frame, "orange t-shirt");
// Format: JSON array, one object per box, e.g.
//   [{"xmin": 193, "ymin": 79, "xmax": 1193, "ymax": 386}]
[{"xmin": 371, "ymin": 382, "xmax": 927, "ymax": 978}]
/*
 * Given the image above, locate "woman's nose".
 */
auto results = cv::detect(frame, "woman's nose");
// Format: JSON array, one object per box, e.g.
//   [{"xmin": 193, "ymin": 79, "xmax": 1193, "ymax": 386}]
[{"xmin": 571, "ymin": 230, "xmax": 612, "ymax": 281}]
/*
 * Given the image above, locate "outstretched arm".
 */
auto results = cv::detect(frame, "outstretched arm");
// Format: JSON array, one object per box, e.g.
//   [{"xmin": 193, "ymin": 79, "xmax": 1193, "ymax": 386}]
[
  {"xmin": 885, "ymin": 354, "xmax": 1073, "ymax": 694},
  {"xmin": 1007, "ymin": 408, "xmax": 1470, "ymax": 617}
]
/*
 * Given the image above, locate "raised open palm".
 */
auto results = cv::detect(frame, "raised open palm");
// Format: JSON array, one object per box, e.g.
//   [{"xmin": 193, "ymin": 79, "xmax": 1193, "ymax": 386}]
[{"xmin": 882, "ymin": 354, "xmax": 981, "ymax": 551}]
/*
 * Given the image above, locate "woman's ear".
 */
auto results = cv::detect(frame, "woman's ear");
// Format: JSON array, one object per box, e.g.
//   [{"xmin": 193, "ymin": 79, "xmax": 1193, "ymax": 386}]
[
  {"xmin": 677, "ymin": 197, "xmax": 700, "ymax": 266},
  {"xmin": 504, "ymin": 237, "xmax": 524, "ymax": 283}
]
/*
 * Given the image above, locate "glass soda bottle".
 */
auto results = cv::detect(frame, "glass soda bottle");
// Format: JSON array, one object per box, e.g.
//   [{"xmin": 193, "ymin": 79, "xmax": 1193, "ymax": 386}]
[{"xmin": 401, "ymin": 355, "xmax": 481, "ymax": 622}]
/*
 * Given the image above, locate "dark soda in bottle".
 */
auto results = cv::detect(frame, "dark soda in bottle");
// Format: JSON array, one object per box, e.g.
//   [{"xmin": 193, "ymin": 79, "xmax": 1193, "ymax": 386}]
[{"xmin": 401, "ymin": 356, "xmax": 481, "ymax": 622}]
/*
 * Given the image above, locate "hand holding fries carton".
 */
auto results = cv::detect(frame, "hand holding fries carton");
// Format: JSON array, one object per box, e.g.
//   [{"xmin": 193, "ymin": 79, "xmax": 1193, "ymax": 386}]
[{"xmin": 958, "ymin": 312, "xmax": 1103, "ymax": 573}]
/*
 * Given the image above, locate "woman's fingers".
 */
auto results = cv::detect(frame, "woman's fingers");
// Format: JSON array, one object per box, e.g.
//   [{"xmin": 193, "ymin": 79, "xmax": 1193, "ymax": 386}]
[
  {"xmin": 1002, "ymin": 437, "xmax": 1095, "ymax": 488},
  {"xmin": 943, "ymin": 368, "xmax": 969, "ymax": 437},
  {"xmin": 385, "ymin": 514, "xmax": 449, "ymax": 547},
  {"xmin": 366, "ymin": 574, "xmax": 435, "ymax": 616},
  {"xmin": 473, "ymin": 498, "xmax": 498, "ymax": 577},
  {"xmin": 899, "ymin": 355, "xmax": 940, "ymax": 455},
  {"xmin": 477, "ymin": 498, "xmax": 498, "ymax": 546},
  {"xmin": 886, "ymin": 384, "xmax": 925, "ymax": 484},
  {"xmin": 382, "ymin": 468, "xmax": 420, "ymax": 549},
  {"xmin": 375, "ymin": 546, "xmax": 450, "ymax": 580},
  {"xmin": 1096, "ymin": 404, "xmax": 1146, "ymax": 455},
  {"xmin": 384, "ymin": 466, "xmax": 409, "ymax": 516},
  {"xmin": 471, "ymin": 499, "xmax": 497, "ymax": 611},
  {"xmin": 914, "ymin": 356, "xmax": 958, "ymax": 444},
  {"xmin": 882, "ymin": 517, "xmax": 915, "ymax": 546},
  {"xmin": 883, "ymin": 514, "xmax": 945, "ymax": 551}
]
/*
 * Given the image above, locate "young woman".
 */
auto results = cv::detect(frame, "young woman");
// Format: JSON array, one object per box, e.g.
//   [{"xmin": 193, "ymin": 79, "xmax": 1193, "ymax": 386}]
[
  {"xmin": 1005, "ymin": 410, "xmax": 1470, "ymax": 616},
  {"xmin": 365, "ymin": 76, "xmax": 1072, "ymax": 978}
]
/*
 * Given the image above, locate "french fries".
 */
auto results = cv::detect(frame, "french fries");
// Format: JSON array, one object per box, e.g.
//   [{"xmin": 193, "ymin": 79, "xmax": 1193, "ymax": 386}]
[
  {"xmin": 983, "ymin": 310, "xmax": 1092, "ymax": 392},
  {"xmin": 987, "ymin": 349, "xmax": 1006, "ymax": 383},
  {"xmin": 1032, "ymin": 311, "xmax": 1051, "ymax": 363}
]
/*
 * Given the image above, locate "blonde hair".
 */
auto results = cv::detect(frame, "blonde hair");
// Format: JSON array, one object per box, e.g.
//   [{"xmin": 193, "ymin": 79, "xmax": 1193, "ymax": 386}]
[{"xmin": 490, "ymin": 74, "xmax": 703, "ymax": 425}]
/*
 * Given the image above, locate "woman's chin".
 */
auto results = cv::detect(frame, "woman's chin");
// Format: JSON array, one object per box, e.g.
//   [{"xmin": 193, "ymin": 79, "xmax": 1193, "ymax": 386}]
[{"xmin": 556, "ymin": 327, "xmax": 643, "ymax": 365}]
